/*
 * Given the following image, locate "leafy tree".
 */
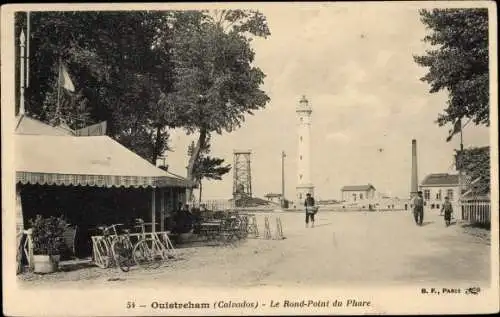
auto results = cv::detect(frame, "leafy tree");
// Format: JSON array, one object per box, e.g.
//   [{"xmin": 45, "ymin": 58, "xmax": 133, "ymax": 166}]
[
  {"xmin": 193, "ymin": 156, "xmax": 231, "ymax": 203},
  {"xmin": 159, "ymin": 10, "xmax": 271, "ymax": 200},
  {"xmin": 414, "ymin": 9, "xmax": 489, "ymax": 127},
  {"xmin": 187, "ymin": 138, "xmax": 232, "ymax": 202},
  {"xmin": 457, "ymin": 146, "xmax": 490, "ymax": 194},
  {"xmin": 15, "ymin": 11, "xmax": 174, "ymax": 163}
]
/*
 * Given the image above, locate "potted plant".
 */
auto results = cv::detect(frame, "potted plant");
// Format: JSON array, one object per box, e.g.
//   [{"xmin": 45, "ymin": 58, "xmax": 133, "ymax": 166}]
[{"xmin": 29, "ymin": 215, "xmax": 66, "ymax": 273}]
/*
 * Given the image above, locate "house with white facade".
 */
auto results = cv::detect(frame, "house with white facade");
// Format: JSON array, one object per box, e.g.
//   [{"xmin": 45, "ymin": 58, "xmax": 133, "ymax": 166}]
[
  {"xmin": 341, "ymin": 184, "xmax": 376, "ymax": 203},
  {"xmin": 264, "ymin": 193, "xmax": 282, "ymax": 204},
  {"xmin": 419, "ymin": 173, "xmax": 466, "ymax": 210}
]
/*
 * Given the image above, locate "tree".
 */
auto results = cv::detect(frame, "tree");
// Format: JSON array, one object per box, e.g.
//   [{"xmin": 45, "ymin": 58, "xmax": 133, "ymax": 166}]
[
  {"xmin": 457, "ymin": 146, "xmax": 490, "ymax": 194},
  {"xmin": 193, "ymin": 157, "xmax": 232, "ymax": 203},
  {"xmin": 16, "ymin": 11, "xmax": 174, "ymax": 163},
  {"xmin": 187, "ymin": 138, "xmax": 231, "ymax": 203},
  {"xmin": 159, "ymin": 10, "xmax": 271, "ymax": 201},
  {"xmin": 414, "ymin": 9, "xmax": 489, "ymax": 128}
]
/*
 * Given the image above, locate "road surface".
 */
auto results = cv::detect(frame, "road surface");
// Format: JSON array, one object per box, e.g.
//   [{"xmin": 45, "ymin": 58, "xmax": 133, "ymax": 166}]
[{"xmin": 19, "ymin": 210, "xmax": 491, "ymax": 288}]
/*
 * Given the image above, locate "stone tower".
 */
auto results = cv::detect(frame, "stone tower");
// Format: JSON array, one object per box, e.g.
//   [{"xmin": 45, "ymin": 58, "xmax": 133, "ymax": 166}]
[{"xmin": 296, "ymin": 95, "xmax": 314, "ymax": 203}]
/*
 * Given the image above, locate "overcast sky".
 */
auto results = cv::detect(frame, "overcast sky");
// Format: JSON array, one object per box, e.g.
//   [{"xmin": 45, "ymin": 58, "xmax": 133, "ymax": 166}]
[{"xmin": 165, "ymin": 3, "xmax": 490, "ymax": 201}]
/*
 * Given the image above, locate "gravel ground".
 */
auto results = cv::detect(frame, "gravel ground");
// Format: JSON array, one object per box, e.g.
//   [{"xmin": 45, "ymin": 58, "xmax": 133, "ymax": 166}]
[{"xmin": 18, "ymin": 211, "xmax": 491, "ymax": 289}]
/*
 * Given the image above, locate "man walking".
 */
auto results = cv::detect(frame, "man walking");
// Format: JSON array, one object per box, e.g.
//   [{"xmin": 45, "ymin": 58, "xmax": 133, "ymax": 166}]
[
  {"xmin": 441, "ymin": 196, "xmax": 453, "ymax": 227},
  {"xmin": 304, "ymin": 193, "xmax": 316, "ymax": 228},
  {"xmin": 413, "ymin": 191, "xmax": 424, "ymax": 226}
]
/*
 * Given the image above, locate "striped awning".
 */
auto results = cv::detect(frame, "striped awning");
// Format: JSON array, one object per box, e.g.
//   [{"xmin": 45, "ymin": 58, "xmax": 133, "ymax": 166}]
[
  {"xmin": 16, "ymin": 134, "xmax": 193, "ymax": 189},
  {"xmin": 16, "ymin": 171, "xmax": 191, "ymax": 188}
]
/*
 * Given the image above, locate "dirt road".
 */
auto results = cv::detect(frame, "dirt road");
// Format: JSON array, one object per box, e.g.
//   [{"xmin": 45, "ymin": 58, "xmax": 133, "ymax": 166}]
[{"xmin": 19, "ymin": 210, "xmax": 491, "ymax": 289}]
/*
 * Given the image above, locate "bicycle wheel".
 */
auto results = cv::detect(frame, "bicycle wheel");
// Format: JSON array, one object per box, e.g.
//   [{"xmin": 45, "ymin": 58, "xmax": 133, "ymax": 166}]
[
  {"xmin": 133, "ymin": 239, "xmax": 162, "ymax": 270},
  {"xmin": 112, "ymin": 238, "xmax": 133, "ymax": 272}
]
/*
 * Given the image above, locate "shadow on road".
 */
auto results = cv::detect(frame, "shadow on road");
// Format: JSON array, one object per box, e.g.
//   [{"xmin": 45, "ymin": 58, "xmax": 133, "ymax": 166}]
[
  {"xmin": 461, "ymin": 222, "xmax": 491, "ymax": 230},
  {"xmin": 420, "ymin": 221, "xmax": 434, "ymax": 226}
]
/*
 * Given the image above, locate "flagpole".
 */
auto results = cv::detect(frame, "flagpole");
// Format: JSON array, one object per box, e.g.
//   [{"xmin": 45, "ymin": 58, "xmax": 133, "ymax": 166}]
[
  {"xmin": 281, "ymin": 150, "xmax": 286, "ymax": 208},
  {"xmin": 56, "ymin": 57, "xmax": 62, "ymax": 124},
  {"xmin": 458, "ymin": 119, "xmax": 464, "ymax": 206},
  {"xmin": 26, "ymin": 11, "xmax": 30, "ymax": 88}
]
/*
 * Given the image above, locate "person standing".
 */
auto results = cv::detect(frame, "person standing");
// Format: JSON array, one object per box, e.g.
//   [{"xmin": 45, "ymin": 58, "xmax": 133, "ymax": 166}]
[
  {"xmin": 441, "ymin": 196, "xmax": 453, "ymax": 227},
  {"xmin": 304, "ymin": 193, "xmax": 316, "ymax": 228},
  {"xmin": 413, "ymin": 191, "xmax": 424, "ymax": 226}
]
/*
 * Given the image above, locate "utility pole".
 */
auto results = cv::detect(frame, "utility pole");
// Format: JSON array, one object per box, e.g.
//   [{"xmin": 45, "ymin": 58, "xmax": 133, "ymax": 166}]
[
  {"xmin": 19, "ymin": 30, "xmax": 26, "ymax": 116},
  {"xmin": 281, "ymin": 150, "xmax": 286, "ymax": 208},
  {"xmin": 458, "ymin": 121, "xmax": 464, "ymax": 202}
]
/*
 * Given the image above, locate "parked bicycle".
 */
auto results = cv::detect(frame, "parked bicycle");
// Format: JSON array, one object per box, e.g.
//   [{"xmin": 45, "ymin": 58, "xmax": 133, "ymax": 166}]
[
  {"xmin": 111, "ymin": 228, "xmax": 135, "ymax": 272},
  {"xmin": 94, "ymin": 223, "xmax": 134, "ymax": 272},
  {"xmin": 132, "ymin": 218, "xmax": 168, "ymax": 269}
]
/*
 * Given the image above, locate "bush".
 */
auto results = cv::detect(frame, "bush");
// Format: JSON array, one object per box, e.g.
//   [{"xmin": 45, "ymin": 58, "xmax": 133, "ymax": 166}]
[{"xmin": 29, "ymin": 215, "xmax": 67, "ymax": 255}]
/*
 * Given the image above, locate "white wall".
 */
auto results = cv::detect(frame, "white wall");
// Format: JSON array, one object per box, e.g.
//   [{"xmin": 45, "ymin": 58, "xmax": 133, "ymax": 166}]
[
  {"xmin": 420, "ymin": 185, "xmax": 459, "ymax": 210},
  {"xmin": 342, "ymin": 190, "xmax": 373, "ymax": 203}
]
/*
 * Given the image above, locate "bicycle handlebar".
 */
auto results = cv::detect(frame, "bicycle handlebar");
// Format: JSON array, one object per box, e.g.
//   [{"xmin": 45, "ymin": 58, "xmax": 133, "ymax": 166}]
[{"xmin": 97, "ymin": 223, "xmax": 124, "ymax": 235}]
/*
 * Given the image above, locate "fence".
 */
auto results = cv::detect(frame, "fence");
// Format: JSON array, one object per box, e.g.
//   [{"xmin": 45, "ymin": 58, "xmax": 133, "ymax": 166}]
[
  {"xmin": 196, "ymin": 200, "xmax": 235, "ymax": 211},
  {"xmin": 460, "ymin": 200, "xmax": 491, "ymax": 226}
]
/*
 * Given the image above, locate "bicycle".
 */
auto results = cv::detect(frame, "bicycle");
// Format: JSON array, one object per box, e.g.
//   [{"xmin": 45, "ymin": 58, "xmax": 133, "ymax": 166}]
[
  {"xmin": 95, "ymin": 223, "xmax": 132, "ymax": 271},
  {"xmin": 132, "ymin": 218, "xmax": 168, "ymax": 269},
  {"xmin": 111, "ymin": 228, "xmax": 135, "ymax": 272}
]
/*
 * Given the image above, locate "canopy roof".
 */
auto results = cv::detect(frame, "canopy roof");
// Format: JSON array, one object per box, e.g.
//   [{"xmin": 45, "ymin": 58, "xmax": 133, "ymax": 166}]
[
  {"xmin": 16, "ymin": 114, "xmax": 74, "ymax": 136},
  {"xmin": 16, "ymin": 134, "xmax": 192, "ymax": 188}
]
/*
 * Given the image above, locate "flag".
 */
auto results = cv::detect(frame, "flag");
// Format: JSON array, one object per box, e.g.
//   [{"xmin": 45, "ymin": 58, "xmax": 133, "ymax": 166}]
[
  {"xmin": 446, "ymin": 119, "xmax": 461, "ymax": 142},
  {"xmin": 60, "ymin": 64, "xmax": 75, "ymax": 92}
]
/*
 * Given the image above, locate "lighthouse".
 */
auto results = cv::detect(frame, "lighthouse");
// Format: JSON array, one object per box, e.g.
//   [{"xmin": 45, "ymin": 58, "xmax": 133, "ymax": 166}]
[{"xmin": 296, "ymin": 95, "xmax": 314, "ymax": 203}]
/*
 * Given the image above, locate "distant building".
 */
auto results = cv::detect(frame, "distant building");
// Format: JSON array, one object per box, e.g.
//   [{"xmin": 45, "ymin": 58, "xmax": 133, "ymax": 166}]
[
  {"xmin": 264, "ymin": 193, "xmax": 282, "ymax": 204},
  {"xmin": 341, "ymin": 184, "xmax": 376, "ymax": 203},
  {"xmin": 419, "ymin": 173, "xmax": 469, "ymax": 210}
]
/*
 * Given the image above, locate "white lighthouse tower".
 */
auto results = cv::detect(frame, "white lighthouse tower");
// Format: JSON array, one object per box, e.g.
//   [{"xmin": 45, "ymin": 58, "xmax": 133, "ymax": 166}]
[{"xmin": 296, "ymin": 95, "xmax": 314, "ymax": 203}]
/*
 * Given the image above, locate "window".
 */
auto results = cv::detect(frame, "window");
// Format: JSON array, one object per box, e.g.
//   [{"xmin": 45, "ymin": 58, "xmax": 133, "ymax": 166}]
[
  {"xmin": 447, "ymin": 189, "xmax": 454, "ymax": 201},
  {"xmin": 360, "ymin": 193, "xmax": 363, "ymax": 200},
  {"xmin": 299, "ymin": 174, "xmax": 302, "ymax": 180},
  {"xmin": 300, "ymin": 136, "xmax": 303, "ymax": 142},
  {"xmin": 300, "ymin": 117, "xmax": 303, "ymax": 122},
  {"xmin": 299, "ymin": 193, "xmax": 302, "ymax": 200},
  {"xmin": 436, "ymin": 204, "xmax": 440, "ymax": 209},
  {"xmin": 300, "ymin": 155, "xmax": 302, "ymax": 160},
  {"xmin": 436, "ymin": 189, "xmax": 442, "ymax": 201},
  {"xmin": 353, "ymin": 193, "xmax": 357, "ymax": 201},
  {"xmin": 431, "ymin": 204, "xmax": 435, "ymax": 209},
  {"xmin": 423, "ymin": 189, "xmax": 430, "ymax": 200}
]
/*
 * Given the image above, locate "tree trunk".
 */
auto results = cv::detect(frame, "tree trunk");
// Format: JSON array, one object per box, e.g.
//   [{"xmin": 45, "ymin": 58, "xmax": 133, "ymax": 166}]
[
  {"xmin": 151, "ymin": 126, "xmax": 163, "ymax": 165},
  {"xmin": 186, "ymin": 128, "xmax": 208, "ymax": 202},
  {"xmin": 198, "ymin": 180, "xmax": 203, "ymax": 205}
]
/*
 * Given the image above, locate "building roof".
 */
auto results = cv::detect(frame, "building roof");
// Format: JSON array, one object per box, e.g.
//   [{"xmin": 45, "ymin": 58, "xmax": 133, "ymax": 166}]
[
  {"xmin": 341, "ymin": 184, "xmax": 376, "ymax": 191},
  {"xmin": 420, "ymin": 173, "xmax": 460, "ymax": 187},
  {"xmin": 264, "ymin": 193, "xmax": 282, "ymax": 198},
  {"xmin": 15, "ymin": 134, "xmax": 192, "ymax": 188},
  {"xmin": 15, "ymin": 115, "xmax": 74, "ymax": 136}
]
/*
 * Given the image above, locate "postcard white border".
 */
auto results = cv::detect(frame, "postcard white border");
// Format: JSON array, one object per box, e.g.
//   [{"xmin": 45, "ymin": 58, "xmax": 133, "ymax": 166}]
[{"xmin": 2, "ymin": 2, "xmax": 498, "ymax": 316}]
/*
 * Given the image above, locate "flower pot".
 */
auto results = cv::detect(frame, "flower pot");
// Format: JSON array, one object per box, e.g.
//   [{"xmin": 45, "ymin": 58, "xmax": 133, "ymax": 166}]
[{"xmin": 33, "ymin": 254, "xmax": 60, "ymax": 274}]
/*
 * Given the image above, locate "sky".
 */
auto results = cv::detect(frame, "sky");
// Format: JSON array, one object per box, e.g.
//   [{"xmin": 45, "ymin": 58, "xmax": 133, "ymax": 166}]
[{"xmin": 163, "ymin": 4, "xmax": 491, "ymax": 202}]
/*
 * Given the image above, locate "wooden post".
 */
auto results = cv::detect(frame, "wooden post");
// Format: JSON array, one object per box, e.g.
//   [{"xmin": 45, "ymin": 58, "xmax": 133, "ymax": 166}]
[
  {"xmin": 151, "ymin": 188, "xmax": 156, "ymax": 233},
  {"xmin": 160, "ymin": 189, "xmax": 165, "ymax": 232},
  {"xmin": 19, "ymin": 30, "xmax": 26, "ymax": 115}
]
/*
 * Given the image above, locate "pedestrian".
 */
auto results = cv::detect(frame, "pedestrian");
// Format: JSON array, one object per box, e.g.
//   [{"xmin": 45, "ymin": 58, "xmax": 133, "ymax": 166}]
[
  {"xmin": 441, "ymin": 196, "xmax": 453, "ymax": 227},
  {"xmin": 413, "ymin": 191, "xmax": 424, "ymax": 226},
  {"xmin": 304, "ymin": 193, "xmax": 316, "ymax": 228}
]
